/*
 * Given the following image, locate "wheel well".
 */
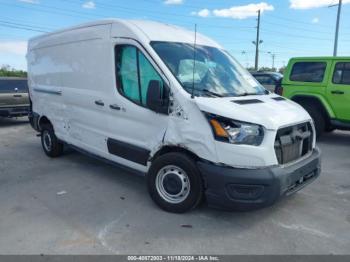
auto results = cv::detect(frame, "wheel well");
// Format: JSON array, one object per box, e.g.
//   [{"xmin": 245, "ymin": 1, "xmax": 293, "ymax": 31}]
[
  {"xmin": 38, "ymin": 116, "xmax": 52, "ymax": 130},
  {"xmin": 151, "ymin": 146, "xmax": 200, "ymax": 162},
  {"xmin": 292, "ymin": 96, "xmax": 330, "ymax": 123}
]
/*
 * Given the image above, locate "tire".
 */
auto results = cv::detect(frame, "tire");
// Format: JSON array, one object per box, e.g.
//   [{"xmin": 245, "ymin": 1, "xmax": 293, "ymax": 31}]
[
  {"xmin": 147, "ymin": 152, "xmax": 203, "ymax": 213},
  {"xmin": 41, "ymin": 124, "xmax": 64, "ymax": 157},
  {"xmin": 302, "ymin": 103, "xmax": 325, "ymax": 138},
  {"xmin": 325, "ymin": 126, "xmax": 335, "ymax": 133}
]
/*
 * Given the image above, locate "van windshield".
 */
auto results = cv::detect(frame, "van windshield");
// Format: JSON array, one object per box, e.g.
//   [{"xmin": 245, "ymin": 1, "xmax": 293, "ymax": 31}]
[{"xmin": 151, "ymin": 41, "xmax": 266, "ymax": 97}]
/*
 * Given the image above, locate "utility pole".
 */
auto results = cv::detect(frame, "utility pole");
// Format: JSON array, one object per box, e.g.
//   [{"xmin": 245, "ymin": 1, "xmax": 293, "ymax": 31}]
[
  {"xmin": 330, "ymin": 0, "xmax": 342, "ymax": 56},
  {"xmin": 252, "ymin": 10, "xmax": 262, "ymax": 71},
  {"xmin": 268, "ymin": 52, "xmax": 276, "ymax": 70}
]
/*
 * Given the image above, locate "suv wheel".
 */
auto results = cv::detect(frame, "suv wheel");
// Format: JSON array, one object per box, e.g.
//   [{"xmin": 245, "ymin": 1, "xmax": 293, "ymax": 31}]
[
  {"xmin": 302, "ymin": 104, "xmax": 325, "ymax": 138},
  {"xmin": 147, "ymin": 152, "xmax": 203, "ymax": 213},
  {"xmin": 41, "ymin": 125, "xmax": 63, "ymax": 157}
]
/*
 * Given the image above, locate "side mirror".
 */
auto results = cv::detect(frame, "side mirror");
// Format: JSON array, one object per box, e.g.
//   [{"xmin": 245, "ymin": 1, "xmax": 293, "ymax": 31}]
[{"xmin": 146, "ymin": 80, "xmax": 169, "ymax": 114}]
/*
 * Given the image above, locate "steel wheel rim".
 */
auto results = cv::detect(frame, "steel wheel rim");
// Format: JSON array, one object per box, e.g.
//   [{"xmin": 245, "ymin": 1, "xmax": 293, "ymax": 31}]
[
  {"xmin": 155, "ymin": 165, "xmax": 190, "ymax": 204},
  {"xmin": 43, "ymin": 130, "xmax": 52, "ymax": 152}
]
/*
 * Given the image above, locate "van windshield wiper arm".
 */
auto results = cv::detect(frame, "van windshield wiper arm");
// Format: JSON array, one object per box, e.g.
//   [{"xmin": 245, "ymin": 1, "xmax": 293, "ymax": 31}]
[
  {"xmin": 235, "ymin": 92, "xmax": 259, "ymax": 97},
  {"xmin": 200, "ymin": 89, "xmax": 224, "ymax": 97}
]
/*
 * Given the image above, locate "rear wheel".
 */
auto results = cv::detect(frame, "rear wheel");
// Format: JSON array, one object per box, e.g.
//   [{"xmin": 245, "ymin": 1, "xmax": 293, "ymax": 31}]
[
  {"xmin": 41, "ymin": 125, "xmax": 63, "ymax": 157},
  {"xmin": 147, "ymin": 152, "xmax": 203, "ymax": 213},
  {"xmin": 302, "ymin": 103, "xmax": 325, "ymax": 138}
]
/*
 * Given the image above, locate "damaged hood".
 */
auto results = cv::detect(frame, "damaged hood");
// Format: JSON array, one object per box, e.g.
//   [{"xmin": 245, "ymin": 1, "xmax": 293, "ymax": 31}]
[{"xmin": 194, "ymin": 94, "xmax": 311, "ymax": 130}]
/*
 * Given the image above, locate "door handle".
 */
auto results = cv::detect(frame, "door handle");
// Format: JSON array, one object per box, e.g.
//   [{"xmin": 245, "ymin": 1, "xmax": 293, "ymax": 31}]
[
  {"xmin": 13, "ymin": 94, "xmax": 22, "ymax": 98},
  {"xmin": 94, "ymin": 100, "xmax": 104, "ymax": 106},
  {"xmin": 331, "ymin": 90, "xmax": 344, "ymax": 95},
  {"xmin": 109, "ymin": 104, "xmax": 121, "ymax": 110}
]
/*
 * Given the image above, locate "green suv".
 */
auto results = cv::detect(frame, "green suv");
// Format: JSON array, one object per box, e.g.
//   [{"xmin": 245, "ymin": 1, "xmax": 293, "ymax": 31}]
[{"xmin": 278, "ymin": 57, "xmax": 350, "ymax": 137}]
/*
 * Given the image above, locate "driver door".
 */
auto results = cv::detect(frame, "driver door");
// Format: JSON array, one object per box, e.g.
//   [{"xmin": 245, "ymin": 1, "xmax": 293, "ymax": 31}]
[{"xmin": 105, "ymin": 39, "xmax": 170, "ymax": 170}]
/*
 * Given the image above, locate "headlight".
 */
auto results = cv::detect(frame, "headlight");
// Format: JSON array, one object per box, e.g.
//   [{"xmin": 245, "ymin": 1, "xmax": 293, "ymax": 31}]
[{"xmin": 205, "ymin": 113, "xmax": 264, "ymax": 146}]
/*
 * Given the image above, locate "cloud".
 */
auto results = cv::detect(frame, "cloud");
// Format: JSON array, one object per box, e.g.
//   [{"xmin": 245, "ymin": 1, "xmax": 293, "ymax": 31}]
[
  {"xmin": 312, "ymin": 17, "xmax": 319, "ymax": 23},
  {"xmin": 82, "ymin": 1, "xmax": 95, "ymax": 9},
  {"xmin": 18, "ymin": 0, "xmax": 39, "ymax": 4},
  {"xmin": 164, "ymin": 0, "xmax": 183, "ymax": 5},
  {"xmin": 191, "ymin": 9, "xmax": 211, "ymax": 17},
  {"xmin": 290, "ymin": 0, "xmax": 350, "ymax": 9},
  {"xmin": 0, "ymin": 41, "xmax": 27, "ymax": 56},
  {"xmin": 207, "ymin": 2, "xmax": 274, "ymax": 20}
]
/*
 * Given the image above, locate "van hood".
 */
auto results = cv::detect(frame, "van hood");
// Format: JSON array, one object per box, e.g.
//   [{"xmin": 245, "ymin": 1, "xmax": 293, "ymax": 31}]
[{"xmin": 194, "ymin": 94, "xmax": 311, "ymax": 130}]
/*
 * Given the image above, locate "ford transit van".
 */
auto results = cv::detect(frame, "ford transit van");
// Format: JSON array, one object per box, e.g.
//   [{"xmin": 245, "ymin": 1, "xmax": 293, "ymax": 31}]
[{"xmin": 27, "ymin": 19, "xmax": 321, "ymax": 213}]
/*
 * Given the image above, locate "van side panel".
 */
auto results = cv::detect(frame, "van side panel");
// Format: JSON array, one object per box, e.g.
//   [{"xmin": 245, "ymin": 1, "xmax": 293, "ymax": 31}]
[{"xmin": 28, "ymin": 25, "xmax": 113, "ymax": 153}]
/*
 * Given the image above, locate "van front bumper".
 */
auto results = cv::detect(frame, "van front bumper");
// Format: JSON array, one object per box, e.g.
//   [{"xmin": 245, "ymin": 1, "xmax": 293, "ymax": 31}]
[{"xmin": 198, "ymin": 147, "xmax": 321, "ymax": 211}]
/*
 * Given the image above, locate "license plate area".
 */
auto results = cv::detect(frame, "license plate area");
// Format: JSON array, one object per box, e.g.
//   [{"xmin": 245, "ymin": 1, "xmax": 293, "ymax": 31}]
[{"xmin": 285, "ymin": 170, "xmax": 317, "ymax": 195}]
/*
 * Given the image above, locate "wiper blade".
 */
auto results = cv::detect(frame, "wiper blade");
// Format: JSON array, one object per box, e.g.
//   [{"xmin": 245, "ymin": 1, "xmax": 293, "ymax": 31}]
[
  {"xmin": 236, "ymin": 92, "xmax": 259, "ymax": 97},
  {"xmin": 201, "ymin": 89, "xmax": 224, "ymax": 97}
]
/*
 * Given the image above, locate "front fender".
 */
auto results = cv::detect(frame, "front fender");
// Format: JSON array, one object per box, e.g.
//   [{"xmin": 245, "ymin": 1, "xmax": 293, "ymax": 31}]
[{"xmin": 291, "ymin": 93, "xmax": 335, "ymax": 118}]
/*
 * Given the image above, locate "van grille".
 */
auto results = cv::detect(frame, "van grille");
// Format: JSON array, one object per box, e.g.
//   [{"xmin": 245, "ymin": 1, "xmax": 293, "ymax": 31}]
[{"xmin": 274, "ymin": 122, "xmax": 313, "ymax": 165}]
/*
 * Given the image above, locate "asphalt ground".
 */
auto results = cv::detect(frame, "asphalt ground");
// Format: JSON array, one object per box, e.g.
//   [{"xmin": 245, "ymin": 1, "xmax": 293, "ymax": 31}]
[{"xmin": 0, "ymin": 117, "xmax": 349, "ymax": 254}]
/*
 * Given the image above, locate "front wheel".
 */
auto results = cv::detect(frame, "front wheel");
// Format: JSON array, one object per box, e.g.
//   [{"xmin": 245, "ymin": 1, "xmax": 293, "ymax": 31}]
[
  {"xmin": 302, "ymin": 104, "xmax": 325, "ymax": 138},
  {"xmin": 147, "ymin": 152, "xmax": 203, "ymax": 213}
]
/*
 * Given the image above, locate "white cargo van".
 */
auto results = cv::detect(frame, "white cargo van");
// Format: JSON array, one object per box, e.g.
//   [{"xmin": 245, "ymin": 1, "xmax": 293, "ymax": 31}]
[{"xmin": 27, "ymin": 19, "xmax": 321, "ymax": 213}]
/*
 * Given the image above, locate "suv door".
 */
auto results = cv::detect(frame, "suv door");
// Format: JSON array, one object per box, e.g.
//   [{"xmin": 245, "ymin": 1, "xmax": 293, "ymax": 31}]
[
  {"xmin": 105, "ymin": 40, "xmax": 169, "ymax": 170},
  {"xmin": 12, "ymin": 79, "xmax": 29, "ymax": 107},
  {"xmin": 327, "ymin": 61, "xmax": 350, "ymax": 121},
  {"xmin": 0, "ymin": 79, "xmax": 29, "ymax": 108},
  {"xmin": 0, "ymin": 79, "xmax": 16, "ymax": 108}
]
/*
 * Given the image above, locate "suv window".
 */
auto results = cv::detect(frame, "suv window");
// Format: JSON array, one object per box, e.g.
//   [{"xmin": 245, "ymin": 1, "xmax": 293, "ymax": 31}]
[
  {"xmin": 116, "ymin": 45, "xmax": 163, "ymax": 106},
  {"xmin": 290, "ymin": 62, "xmax": 326, "ymax": 83},
  {"xmin": 0, "ymin": 79, "xmax": 28, "ymax": 93},
  {"xmin": 333, "ymin": 62, "xmax": 350, "ymax": 85},
  {"xmin": 254, "ymin": 75, "xmax": 275, "ymax": 85}
]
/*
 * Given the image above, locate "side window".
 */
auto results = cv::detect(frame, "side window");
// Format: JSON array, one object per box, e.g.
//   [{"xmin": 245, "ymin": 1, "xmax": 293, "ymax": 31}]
[
  {"xmin": 116, "ymin": 45, "xmax": 164, "ymax": 106},
  {"xmin": 138, "ymin": 52, "xmax": 163, "ymax": 106},
  {"xmin": 116, "ymin": 46, "xmax": 140, "ymax": 103},
  {"xmin": 255, "ymin": 75, "xmax": 274, "ymax": 85},
  {"xmin": 333, "ymin": 62, "xmax": 350, "ymax": 85},
  {"xmin": 0, "ymin": 80, "xmax": 17, "ymax": 93},
  {"xmin": 290, "ymin": 62, "xmax": 327, "ymax": 83},
  {"xmin": 13, "ymin": 80, "xmax": 28, "ymax": 92}
]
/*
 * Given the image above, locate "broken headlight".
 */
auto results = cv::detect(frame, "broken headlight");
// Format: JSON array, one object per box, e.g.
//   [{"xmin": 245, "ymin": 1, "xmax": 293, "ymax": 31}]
[{"xmin": 206, "ymin": 113, "xmax": 264, "ymax": 146}]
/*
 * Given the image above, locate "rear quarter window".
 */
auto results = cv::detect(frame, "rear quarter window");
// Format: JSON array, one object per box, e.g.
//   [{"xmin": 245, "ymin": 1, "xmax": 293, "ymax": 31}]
[{"xmin": 290, "ymin": 62, "xmax": 327, "ymax": 83}]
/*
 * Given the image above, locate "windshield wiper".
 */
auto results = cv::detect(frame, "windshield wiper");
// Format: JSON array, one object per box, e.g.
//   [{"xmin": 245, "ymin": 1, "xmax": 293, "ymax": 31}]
[
  {"xmin": 201, "ymin": 89, "xmax": 224, "ymax": 97},
  {"xmin": 184, "ymin": 86, "xmax": 224, "ymax": 97},
  {"xmin": 235, "ymin": 92, "xmax": 259, "ymax": 97}
]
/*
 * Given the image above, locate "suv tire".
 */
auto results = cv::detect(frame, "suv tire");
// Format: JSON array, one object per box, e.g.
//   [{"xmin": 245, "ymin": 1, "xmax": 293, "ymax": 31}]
[
  {"xmin": 147, "ymin": 152, "xmax": 203, "ymax": 213},
  {"xmin": 41, "ymin": 124, "xmax": 64, "ymax": 157},
  {"xmin": 302, "ymin": 104, "xmax": 325, "ymax": 138}
]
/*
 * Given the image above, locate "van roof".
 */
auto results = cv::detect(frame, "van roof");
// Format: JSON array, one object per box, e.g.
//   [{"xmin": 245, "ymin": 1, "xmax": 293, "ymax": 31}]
[{"xmin": 29, "ymin": 19, "xmax": 222, "ymax": 49}]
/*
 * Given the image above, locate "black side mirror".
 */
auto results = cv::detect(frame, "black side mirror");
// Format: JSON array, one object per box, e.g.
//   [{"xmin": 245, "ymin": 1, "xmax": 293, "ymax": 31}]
[{"xmin": 146, "ymin": 80, "xmax": 169, "ymax": 114}]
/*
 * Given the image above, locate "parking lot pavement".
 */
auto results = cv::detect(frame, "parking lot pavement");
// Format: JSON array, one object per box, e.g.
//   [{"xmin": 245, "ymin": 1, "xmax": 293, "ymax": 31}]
[{"xmin": 0, "ymin": 117, "xmax": 350, "ymax": 255}]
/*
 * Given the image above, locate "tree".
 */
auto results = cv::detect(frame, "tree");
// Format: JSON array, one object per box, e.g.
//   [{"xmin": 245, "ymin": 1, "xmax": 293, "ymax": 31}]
[
  {"xmin": 278, "ymin": 66, "xmax": 286, "ymax": 74},
  {"xmin": 0, "ymin": 65, "xmax": 27, "ymax": 77}
]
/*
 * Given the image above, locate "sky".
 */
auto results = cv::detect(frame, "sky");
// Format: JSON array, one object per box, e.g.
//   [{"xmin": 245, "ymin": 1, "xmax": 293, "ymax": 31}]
[{"xmin": 0, "ymin": 0, "xmax": 349, "ymax": 70}]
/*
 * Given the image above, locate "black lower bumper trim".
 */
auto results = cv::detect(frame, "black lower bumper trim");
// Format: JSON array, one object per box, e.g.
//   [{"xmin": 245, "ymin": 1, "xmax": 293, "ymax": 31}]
[{"xmin": 198, "ymin": 148, "xmax": 321, "ymax": 211}]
